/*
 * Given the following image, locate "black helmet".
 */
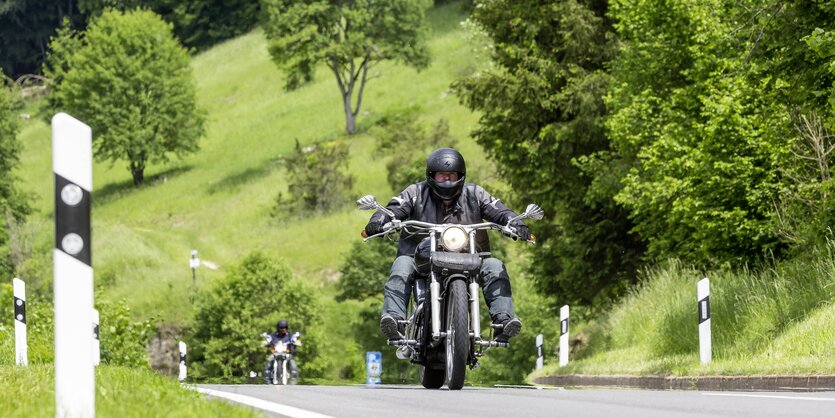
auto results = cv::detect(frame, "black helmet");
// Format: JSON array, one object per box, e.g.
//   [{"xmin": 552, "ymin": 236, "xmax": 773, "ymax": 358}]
[
  {"xmin": 426, "ymin": 148, "xmax": 466, "ymax": 201},
  {"xmin": 276, "ymin": 320, "xmax": 288, "ymax": 331}
]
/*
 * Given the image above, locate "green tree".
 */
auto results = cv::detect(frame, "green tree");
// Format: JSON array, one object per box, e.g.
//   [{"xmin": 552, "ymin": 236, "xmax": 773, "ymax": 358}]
[
  {"xmin": 189, "ymin": 252, "xmax": 322, "ymax": 381},
  {"xmin": 261, "ymin": 0, "xmax": 431, "ymax": 134},
  {"xmin": 0, "ymin": 81, "xmax": 31, "ymax": 278},
  {"xmin": 454, "ymin": 0, "xmax": 643, "ymax": 307},
  {"xmin": 59, "ymin": 9, "xmax": 205, "ymax": 186}
]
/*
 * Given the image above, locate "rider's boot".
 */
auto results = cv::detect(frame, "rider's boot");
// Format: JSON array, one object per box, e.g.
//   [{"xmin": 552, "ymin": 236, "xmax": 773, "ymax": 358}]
[
  {"xmin": 380, "ymin": 313, "xmax": 404, "ymax": 340},
  {"xmin": 493, "ymin": 314, "xmax": 522, "ymax": 342}
]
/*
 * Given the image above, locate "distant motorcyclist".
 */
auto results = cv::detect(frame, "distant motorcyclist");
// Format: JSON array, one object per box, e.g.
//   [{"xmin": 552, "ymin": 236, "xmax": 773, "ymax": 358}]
[
  {"xmin": 363, "ymin": 147, "xmax": 529, "ymax": 342},
  {"xmin": 262, "ymin": 319, "xmax": 300, "ymax": 383}
]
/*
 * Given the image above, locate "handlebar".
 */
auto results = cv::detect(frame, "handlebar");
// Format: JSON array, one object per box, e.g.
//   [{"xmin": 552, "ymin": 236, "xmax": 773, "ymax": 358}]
[{"xmin": 360, "ymin": 219, "xmax": 536, "ymax": 244}]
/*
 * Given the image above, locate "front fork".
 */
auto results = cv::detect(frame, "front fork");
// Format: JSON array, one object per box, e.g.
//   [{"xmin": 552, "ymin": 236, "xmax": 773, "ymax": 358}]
[
  {"xmin": 430, "ymin": 234, "xmax": 442, "ymax": 340},
  {"xmin": 468, "ymin": 230, "xmax": 481, "ymax": 340},
  {"xmin": 430, "ymin": 232, "xmax": 483, "ymax": 342}
]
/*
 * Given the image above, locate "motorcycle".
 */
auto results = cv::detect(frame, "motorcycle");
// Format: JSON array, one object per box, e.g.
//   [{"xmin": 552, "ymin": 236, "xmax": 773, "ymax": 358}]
[
  {"xmin": 261, "ymin": 332, "xmax": 300, "ymax": 385},
  {"xmin": 357, "ymin": 195, "xmax": 543, "ymax": 390}
]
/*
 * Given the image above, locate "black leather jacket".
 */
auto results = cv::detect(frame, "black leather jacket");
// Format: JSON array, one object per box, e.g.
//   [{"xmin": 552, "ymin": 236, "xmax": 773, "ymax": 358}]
[{"xmin": 371, "ymin": 181, "xmax": 522, "ymax": 257}]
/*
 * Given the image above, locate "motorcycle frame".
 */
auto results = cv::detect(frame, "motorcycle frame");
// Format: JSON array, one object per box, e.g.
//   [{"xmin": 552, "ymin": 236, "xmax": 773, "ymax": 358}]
[{"xmin": 398, "ymin": 229, "xmax": 488, "ymax": 369}]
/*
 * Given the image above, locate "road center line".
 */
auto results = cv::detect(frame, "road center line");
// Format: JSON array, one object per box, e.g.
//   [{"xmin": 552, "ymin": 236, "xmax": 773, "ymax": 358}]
[
  {"xmin": 195, "ymin": 387, "xmax": 335, "ymax": 418},
  {"xmin": 702, "ymin": 393, "xmax": 835, "ymax": 402}
]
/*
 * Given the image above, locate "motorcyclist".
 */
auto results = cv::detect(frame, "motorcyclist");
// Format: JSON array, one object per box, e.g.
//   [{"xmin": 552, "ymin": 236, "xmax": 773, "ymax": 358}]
[
  {"xmin": 364, "ymin": 147, "xmax": 530, "ymax": 342},
  {"xmin": 262, "ymin": 319, "xmax": 300, "ymax": 383}
]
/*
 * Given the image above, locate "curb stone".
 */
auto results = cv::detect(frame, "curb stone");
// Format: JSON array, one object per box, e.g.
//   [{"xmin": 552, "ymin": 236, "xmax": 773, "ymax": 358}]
[{"xmin": 532, "ymin": 375, "xmax": 835, "ymax": 392}]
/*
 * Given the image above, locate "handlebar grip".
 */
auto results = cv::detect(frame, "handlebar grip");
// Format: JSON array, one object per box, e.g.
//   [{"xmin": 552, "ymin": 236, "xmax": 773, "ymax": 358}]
[{"xmin": 361, "ymin": 230, "xmax": 368, "ymax": 238}]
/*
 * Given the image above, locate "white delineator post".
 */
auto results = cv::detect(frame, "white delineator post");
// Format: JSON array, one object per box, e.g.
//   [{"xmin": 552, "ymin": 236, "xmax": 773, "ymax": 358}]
[
  {"xmin": 179, "ymin": 341, "xmax": 187, "ymax": 382},
  {"xmin": 14, "ymin": 278, "xmax": 27, "ymax": 366},
  {"xmin": 535, "ymin": 334, "xmax": 544, "ymax": 370},
  {"xmin": 698, "ymin": 278, "xmax": 711, "ymax": 364},
  {"xmin": 559, "ymin": 305, "xmax": 569, "ymax": 367},
  {"xmin": 92, "ymin": 309, "xmax": 100, "ymax": 366},
  {"xmin": 52, "ymin": 112, "xmax": 95, "ymax": 417},
  {"xmin": 189, "ymin": 250, "xmax": 199, "ymax": 304}
]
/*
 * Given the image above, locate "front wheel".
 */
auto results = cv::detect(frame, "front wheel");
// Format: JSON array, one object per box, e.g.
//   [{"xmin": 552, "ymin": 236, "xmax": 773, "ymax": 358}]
[
  {"xmin": 445, "ymin": 279, "xmax": 470, "ymax": 390},
  {"xmin": 420, "ymin": 365, "xmax": 445, "ymax": 389}
]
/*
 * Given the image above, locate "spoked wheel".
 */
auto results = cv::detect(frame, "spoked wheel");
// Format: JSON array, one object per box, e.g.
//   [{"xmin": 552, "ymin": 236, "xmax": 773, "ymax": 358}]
[
  {"xmin": 420, "ymin": 365, "xmax": 445, "ymax": 389},
  {"xmin": 444, "ymin": 279, "xmax": 470, "ymax": 390}
]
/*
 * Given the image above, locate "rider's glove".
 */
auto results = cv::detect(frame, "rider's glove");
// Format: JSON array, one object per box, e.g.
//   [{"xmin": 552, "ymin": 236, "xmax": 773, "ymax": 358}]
[
  {"xmin": 509, "ymin": 220, "xmax": 531, "ymax": 241},
  {"xmin": 365, "ymin": 211, "xmax": 391, "ymax": 236}
]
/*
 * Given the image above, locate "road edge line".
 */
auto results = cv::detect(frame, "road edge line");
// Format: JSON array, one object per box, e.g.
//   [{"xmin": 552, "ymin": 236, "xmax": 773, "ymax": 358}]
[{"xmin": 193, "ymin": 386, "xmax": 335, "ymax": 418}]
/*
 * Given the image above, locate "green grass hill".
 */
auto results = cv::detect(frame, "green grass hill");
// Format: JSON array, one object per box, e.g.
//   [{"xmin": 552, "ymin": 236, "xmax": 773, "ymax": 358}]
[{"xmin": 14, "ymin": 2, "xmax": 487, "ymax": 323}]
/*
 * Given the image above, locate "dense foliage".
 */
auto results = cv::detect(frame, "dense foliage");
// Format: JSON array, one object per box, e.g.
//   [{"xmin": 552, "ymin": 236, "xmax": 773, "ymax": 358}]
[
  {"xmin": 455, "ymin": 0, "xmax": 643, "ymax": 308},
  {"xmin": 0, "ymin": 0, "xmax": 85, "ymax": 78},
  {"xmin": 456, "ymin": 0, "xmax": 835, "ymax": 309},
  {"xmin": 56, "ymin": 9, "xmax": 205, "ymax": 186},
  {"xmin": 262, "ymin": 0, "xmax": 431, "ymax": 133},
  {"xmin": 188, "ymin": 252, "xmax": 323, "ymax": 382},
  {"xmin": 78, "ymin": 0, "xmax": 260, "ymax": 51}
]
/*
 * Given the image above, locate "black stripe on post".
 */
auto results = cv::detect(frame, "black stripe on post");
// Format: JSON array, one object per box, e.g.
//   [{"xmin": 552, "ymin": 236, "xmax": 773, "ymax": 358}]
[
  {"xmin": 698, "ymin": 296, "xmax": 711, "ymax": 324},
  {"xmin": 14, "ymin": 297, "xmax": 26, "ymax": 324},
  {"xmin": 54, "ymin": 173, "xmax": 91, "ymax": 266},
  {"xmin": 180, "ymin": 353, "xmax": 187, "ymax": 364},
  {"xmin": 93, "ymin": 324, "xmax": 99, "ymax": 340},
  {"xmin": 536, "ymin": 346, "xmax": 543, "ymax": 357},
  {"xmin": 560, "ymin": 318, "xmax": 569, "ymax": 336}
]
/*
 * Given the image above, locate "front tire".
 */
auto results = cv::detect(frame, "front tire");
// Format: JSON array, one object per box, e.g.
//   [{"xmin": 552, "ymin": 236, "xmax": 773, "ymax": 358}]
[
  {"xmin": 445, "ymin": 279, "xmax": 469, "ymax": 390},
  {"xmin": 420, "ymin": 365, "xmax": 445, "ymax": 389}
]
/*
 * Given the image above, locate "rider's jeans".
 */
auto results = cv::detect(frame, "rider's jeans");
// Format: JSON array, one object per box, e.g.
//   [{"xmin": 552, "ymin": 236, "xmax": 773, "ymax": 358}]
[{"xmin": 382, "ymin": 255, "xmax": 515, "ymax": 321}]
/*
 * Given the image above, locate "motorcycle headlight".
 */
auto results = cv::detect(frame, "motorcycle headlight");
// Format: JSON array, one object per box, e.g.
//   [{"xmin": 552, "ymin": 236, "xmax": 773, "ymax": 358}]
[{"xmin": 441, "ymin": 226, "xmax": 468, "ymax": 252}]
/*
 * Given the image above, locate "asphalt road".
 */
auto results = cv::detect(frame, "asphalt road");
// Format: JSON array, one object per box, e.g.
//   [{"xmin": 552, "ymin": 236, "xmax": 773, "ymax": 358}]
[{"xmin": 197, "ymin": 384, "xmax": 835, "ymax": 418}]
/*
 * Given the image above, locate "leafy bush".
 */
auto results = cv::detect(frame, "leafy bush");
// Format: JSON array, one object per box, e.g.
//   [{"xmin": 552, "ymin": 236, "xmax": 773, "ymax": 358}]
[
  {"xmin": 97, "ymin": 299, "xmax": 156, "ymax": 367},
  {"xmin": 188, "ymin": 252, "xmax": 322, "ymax": 382},
  {"xmin": 273, "ymin": 139, "xmax": 355, "ymax": 217},
  {"xmin": 0, "ymin": 280, "xmax": 151, "ymax": 367}
]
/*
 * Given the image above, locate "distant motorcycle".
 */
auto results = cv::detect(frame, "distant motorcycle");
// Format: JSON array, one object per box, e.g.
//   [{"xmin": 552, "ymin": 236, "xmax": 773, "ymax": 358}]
[
  {"xmin": 358, "ymin": 195, "xmax": 543, "ymax": 390},
  {"xmin": 261, "ymin": 332, "xmax": 300, "ymax": 385}
]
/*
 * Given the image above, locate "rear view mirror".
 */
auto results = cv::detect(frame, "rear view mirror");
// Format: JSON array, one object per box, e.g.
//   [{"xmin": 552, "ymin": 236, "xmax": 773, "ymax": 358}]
[
  {"xmin": 523, "ymin": 204, "xmax": 544, "ymax": 220},
  {"xmin": 356, "ymin": 195, "xmax": 379, "ymax": 210}
]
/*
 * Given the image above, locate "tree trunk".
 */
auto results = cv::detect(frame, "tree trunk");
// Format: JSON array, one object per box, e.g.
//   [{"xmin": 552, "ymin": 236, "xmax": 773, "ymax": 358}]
[
  {"xmin": 130, "ymin": 161, "xmax": 145, "ymax": 186},
  {"xmin": 343, "ymin": 88, "xmax": 356, "ymax": 135}
]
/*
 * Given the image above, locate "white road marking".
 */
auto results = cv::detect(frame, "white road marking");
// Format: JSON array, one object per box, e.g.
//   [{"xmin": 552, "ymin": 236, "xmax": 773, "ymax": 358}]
[
  {"xmin": 702, "ymin": 393, "xmax": 835, "ymax": 402},
  {"xmin": 195, "ymin": 387, "xmax": 335, "ymax": 418}
]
